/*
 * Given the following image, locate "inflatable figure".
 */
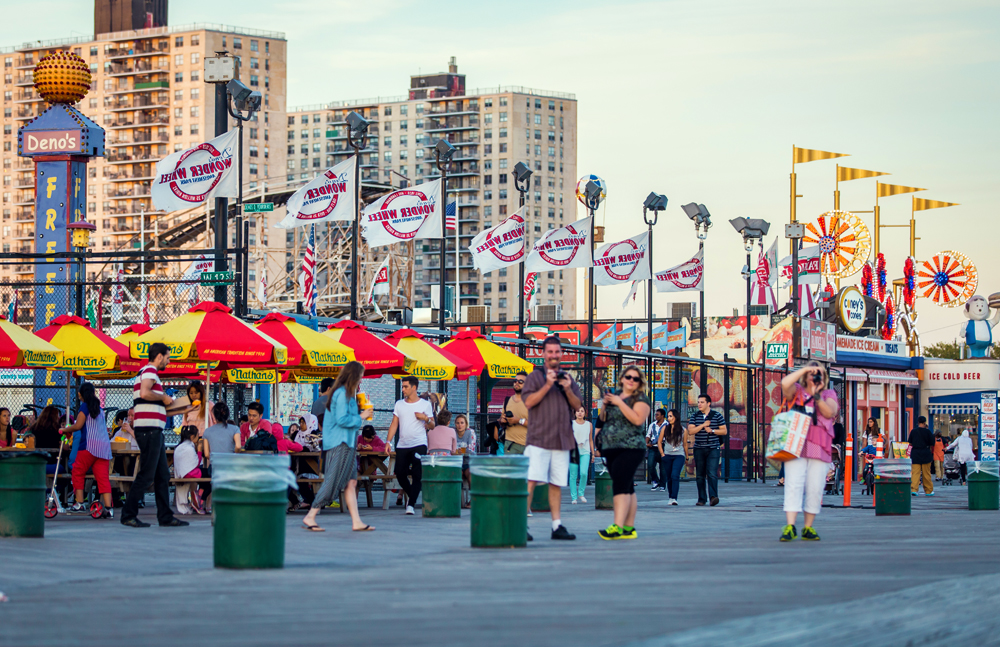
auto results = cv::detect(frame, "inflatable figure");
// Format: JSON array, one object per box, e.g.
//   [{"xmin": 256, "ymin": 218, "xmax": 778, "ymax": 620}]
[{"xmin": 960, "ymin": 295, "xmax": 1000, "ymax": 358}]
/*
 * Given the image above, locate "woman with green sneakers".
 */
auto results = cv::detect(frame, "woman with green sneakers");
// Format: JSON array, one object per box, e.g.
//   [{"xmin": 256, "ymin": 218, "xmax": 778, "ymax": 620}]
[
  {"xmin": 778, "ymin": 362, "xmax": 839, "ymax": 542},
  {"xmin": 595, "ymin": 364, "xmax": 650, "ymax": 540}
]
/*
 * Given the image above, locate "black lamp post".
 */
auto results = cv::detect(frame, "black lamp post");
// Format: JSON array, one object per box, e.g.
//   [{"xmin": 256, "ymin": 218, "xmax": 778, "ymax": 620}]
[
  {"xmin": 584, "ymin": 180, "xmax": 603, "ymax": 347},
  {"xmin": 730, "ymin": 216, "xmax": 770, "ymax": 484},
  {"xmin": 346, "ymin": 110, "xmax": 370, "ymax": 321},
  {"xmin": 225, "ymin": 79, "xmax": 261, "ymax": 311},
  {"xmin": 512, "ymin": 161, "xmax": 532, "ymax": 356},
  {"xmin": 435, "ymin": 138, "xmax": 457, "ymax": 330},
  {"xmin": 642, "ymin": 191, "xmax": 667, "ymax": 394},
  {"xmin": 682, "ymin": 202, "xmax": 712, "ymax": 392}
]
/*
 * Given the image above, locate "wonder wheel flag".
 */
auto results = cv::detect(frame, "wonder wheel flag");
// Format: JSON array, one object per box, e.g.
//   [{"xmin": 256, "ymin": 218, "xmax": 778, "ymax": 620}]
[
  {"xmin": 151, "ymin": 129, "xmax": 239, "ymax": 211},
  {"xmin": 751, "ymin": 239, "xmax": 778, "ymax": 311},
  {"xmin": 524, "ymin": 216, "xmax": 593, "ymax": 274},
  {"xmin": 469, "ymin": 207, "xmax": 526, "ymax": 273},
  {"xmin": 275, "ymin": 156, "xmax": 356, "ymax": 228},
  {"xmin": 445, "ymin": 201, "xmax": 457, "ymax": 230},
  {"xmin": 524, "ymin": 272, "xmax": 539, "ymax": 322},
  {"xmin": 361, "ymin": 179, "xmax": 442, "ymax": 247},
  {"xmin": 301, "ymin": 224, "xmax": 317, "ymax": 316},
  {"xmin": 367, "ymin": 255, "xmax": 391, "ymax": 318}
]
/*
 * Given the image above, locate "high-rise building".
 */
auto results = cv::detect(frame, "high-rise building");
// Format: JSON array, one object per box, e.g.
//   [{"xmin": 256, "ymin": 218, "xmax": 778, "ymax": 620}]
[
  {"xmin": 286, "ymin": 58, "xmax": 577, "ymax": 322},
  {"xmin": 0, "ymin": 21, "xmax": 287, "ymax": 286},
  {"xmin": 95, "ymin": 0, "xmax": 168, "ymax": 35}
]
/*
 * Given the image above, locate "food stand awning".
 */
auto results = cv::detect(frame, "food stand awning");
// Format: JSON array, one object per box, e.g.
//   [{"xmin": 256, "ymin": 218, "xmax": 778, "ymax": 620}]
[
  {"xmin": 843, "ymin": 368, "xmax": 867, "ymax": 382},
  {"xmin": 864, "ymin": 369, "xmax": 919, "ymax": 386}
]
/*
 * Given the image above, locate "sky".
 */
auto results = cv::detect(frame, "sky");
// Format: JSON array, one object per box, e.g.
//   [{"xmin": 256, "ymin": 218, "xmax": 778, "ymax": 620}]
[{"xmin": 3, "ymin": 0, "xmax": 999, "ymax": 346}]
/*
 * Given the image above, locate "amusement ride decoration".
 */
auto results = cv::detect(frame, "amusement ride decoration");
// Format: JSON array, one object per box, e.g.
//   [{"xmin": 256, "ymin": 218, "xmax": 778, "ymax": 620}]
[
  {"xmin": 803, "ymin": 210, "xmax": 871, "ymax": 279},
  {"xmin": 33, "ymin": 51, "xmax": 92, "ymax": 104},
  {"xmin": 902, "ymin": 257, "xmax": 916, "ymax": 309},
  {"xmin": 881, "ymin": 293, "xmax": 897, "ymax": 340},
  {"xmin": 875, "ymin": 253, "xmax": 887, "ymax": 303},
  {"xmin": 916, "ymin": 251, "xmax": 978, "ymax": 307},
  {"xmin": 575, "ymin": 174, "xmax": 606, "ymax": 207}
]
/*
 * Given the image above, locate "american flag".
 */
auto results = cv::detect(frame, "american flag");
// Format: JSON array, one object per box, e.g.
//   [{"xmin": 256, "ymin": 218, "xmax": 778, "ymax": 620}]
[
  {"xmin": 302, "ymin": 224, "xmax": 318, "ymax": 316},
  {"xmin": 445, "ymin": 201, "xmax": 457, "ymax": 230}
]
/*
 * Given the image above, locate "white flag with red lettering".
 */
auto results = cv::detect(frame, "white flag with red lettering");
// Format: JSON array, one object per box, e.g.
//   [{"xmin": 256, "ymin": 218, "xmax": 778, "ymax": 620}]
[
  {"xmin": 275, "ymin": 156, "xmax": 356, "ymax": 228},
  {"xmin": 524, "ymin": 216, "xmax": 593, "ymax": 273},
  {"xmin": 468, "ymin": 207, "xmax": 526, "ymax": 274},
  {"xmin": 152, "ymin": 130, "xmax": 238, "ymax": 211},
  {"xmin": 594, "ymin": 231, "xmax": 650, "ymax": 286},
  {"xmin": 361, "ymin": 179, "xmax": 442, "ymax": 247}
]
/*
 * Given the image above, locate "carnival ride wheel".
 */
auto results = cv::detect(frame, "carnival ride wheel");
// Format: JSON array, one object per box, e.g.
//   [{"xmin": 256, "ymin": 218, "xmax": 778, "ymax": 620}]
[
  {"xmin": 916, "ymin": 250, "xmax": 978, "ymax": 307},
  {"xmin": 803, "ymin": 210, "xmax": 872, "ymax": 279}
]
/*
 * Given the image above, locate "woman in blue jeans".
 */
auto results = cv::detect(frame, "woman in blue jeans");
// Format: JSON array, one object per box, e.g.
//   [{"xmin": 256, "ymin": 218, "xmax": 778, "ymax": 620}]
[{"xmin": 657, "ymin": 409, "xmax": 686, "ymax": 505}]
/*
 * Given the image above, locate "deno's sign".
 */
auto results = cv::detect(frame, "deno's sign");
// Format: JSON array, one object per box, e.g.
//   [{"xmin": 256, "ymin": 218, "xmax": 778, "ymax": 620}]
[
  {"xmin": 23, "ymin": 130, "xmax": 83, "ymax": 154},
  {"xmin": 837, "ymin": 286, "xmax": 866, "ymax": 333}
]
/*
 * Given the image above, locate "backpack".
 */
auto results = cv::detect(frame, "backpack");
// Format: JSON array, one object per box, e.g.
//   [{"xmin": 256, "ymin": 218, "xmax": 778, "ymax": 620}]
[{"xmin": 244, "ymin": 430, "xmax": 278, "ymax": 453}]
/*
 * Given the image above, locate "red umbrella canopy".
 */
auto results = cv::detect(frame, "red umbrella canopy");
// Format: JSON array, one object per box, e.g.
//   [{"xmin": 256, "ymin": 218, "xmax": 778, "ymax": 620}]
[{"xmin": 321, "ymin": 320, "xmax": 409, "ymax": 377}]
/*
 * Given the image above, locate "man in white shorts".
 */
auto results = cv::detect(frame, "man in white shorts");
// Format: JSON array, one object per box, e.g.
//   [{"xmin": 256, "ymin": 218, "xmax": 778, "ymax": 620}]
[{"xmin": 522, "ymin": 336, "xmax": 582, "ymax": 541}]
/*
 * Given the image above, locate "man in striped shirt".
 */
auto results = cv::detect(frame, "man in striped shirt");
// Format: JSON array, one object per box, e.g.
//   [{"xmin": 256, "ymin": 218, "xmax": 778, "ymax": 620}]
[
  {"xmin": 121, "ymin": 342, "xmax": 189, "ymax": 528},
  {"xmin": 687, "ymin": 393, "xmax": 727, "ymax": 507}
]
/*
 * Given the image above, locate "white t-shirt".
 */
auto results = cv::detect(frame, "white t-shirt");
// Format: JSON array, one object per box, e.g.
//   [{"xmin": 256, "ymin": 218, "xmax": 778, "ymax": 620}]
[
  {"xmin": 393, "ymin": 398, "xmax": 434, "ymax": 449},
  {"xmin": 572, "ymin": 421, "xmax": 591, "ymax": 453}
]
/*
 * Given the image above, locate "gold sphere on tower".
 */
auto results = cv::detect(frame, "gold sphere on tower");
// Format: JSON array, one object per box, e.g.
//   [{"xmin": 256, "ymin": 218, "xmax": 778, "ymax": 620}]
[{"xmin": 33, "ymin": 51, "xmax": 91, "ymax": 104}]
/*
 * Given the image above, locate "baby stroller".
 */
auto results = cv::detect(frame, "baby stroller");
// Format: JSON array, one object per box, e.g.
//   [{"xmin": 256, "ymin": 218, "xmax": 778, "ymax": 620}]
[
  {"xmin": 825, "ymin": 444, "xmax": 843, "ymax": 495},
  {"xmin": 942, "ymin": 449, "xmax": 960, "ymax": 485}
]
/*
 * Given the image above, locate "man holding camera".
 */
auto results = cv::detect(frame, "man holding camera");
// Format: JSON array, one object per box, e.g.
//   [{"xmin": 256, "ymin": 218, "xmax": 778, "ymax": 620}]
[
  {"xmin": 500, "ymin": 371, "xmax": 529, "ymax": 454},
  {"xmin": 523, "ymin": 336, "xmax": 582, "ymax": 541}
]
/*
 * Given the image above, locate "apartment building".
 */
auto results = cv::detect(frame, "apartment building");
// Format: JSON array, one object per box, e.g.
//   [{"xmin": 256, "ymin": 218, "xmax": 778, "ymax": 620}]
[
  {"xmin": 287, "ymin": 59, "xmax": 577, "ymax": 322},
  {"xmin": 0, "ymin": 22, "xmax": 287, "ymax": 284}
]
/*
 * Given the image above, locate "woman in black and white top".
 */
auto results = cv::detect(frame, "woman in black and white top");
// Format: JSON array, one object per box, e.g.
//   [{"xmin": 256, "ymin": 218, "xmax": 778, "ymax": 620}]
[
  {"xmin": 657, "ymin": 409, "xmax": 686, "ymax": 505},
  {"xmin": 646, "ymin": 409, "xmax": 667, "ymax": 491},
  {"xmin": 569, "ymin": 407, "xmax": 593, "ymax": 504}
]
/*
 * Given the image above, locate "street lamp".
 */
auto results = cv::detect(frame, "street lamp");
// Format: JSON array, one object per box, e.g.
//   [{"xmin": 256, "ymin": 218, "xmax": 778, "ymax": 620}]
[
  {"xmin": 512, "ymin": 161, "xmax": 533, "ymax": 354},
  {"xmin": 225, "ymin": 78, "xmax": 262, "ymax": 308},
  {"xmin": 731, "ymin": 216, "xmax": 770, "ymax": 484},
  {"xmin": 435, "ymin": 138, "xmax": 456, "ymax": 330},
  {"xmin": 585, "ymin": 181, "xmax": 603, "ymax": 347},
  {"xmin": 345, "ymin": 111, "xmax": 370, "ymax": 321},
  {"xmin": 642, "ymin": 192, "xmax": 667, "ymax": 420},
  {"xmin": 683, "ymin": 202, "xmax": 712, "ymax": 391}
]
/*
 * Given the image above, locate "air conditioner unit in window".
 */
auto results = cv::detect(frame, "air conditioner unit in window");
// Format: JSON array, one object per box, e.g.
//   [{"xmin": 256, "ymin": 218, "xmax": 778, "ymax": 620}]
[
  {"xmin": 462, "ymin": 305, "xmax": 490, "ymax": 323},
  {"xmin": 665, "ymin": 302, "xmax": 696, "ymax": 320},
  {"xmin": 535, "ymin": 304, "xmax": 561, "ymax": 321}
]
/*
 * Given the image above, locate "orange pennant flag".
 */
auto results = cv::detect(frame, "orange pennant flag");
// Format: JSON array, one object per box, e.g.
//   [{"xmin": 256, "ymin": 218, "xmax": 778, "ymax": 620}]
[
  {"xmin": 877, "ymin": 182, "xmax": 925, "ymax": 198},
  {"xmin": 913, "ymin": 197, "xmax": 959, "ymax": 212},
  {"xmin": 794, "ymin": 147, "xmax": 848, "ymax": 164},
  {"xmin": 837, "ymin": 166, "xmax": 888, "ymax": 182}
]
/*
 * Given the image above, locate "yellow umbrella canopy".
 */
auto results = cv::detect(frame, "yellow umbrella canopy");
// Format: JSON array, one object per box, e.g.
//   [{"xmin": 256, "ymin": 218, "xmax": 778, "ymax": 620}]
[
  {"xmin": 440, "ymin": 330, "xmax": 535, "ymax": 378},
  {"xmin": 35, "ymin": 315, "xmax": 131, "ymax": 373},
  {"xmin": 0, "ymin": 315, "xmax": 61, "ymax": 368},
  {"xmin": 130, "ymin": 301, "xmax": 287, "ymax": 367},
  {"xmin": 383, "ymin": 328, "xmax": 474, "ymax": 381},
  {"xmin": 253, "ymin": 312, "xmax": 354, "ymax": 369}
]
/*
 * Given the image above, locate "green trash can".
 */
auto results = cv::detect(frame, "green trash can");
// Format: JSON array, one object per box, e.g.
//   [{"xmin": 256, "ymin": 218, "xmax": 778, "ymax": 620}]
[
  {"xmin": 211, "ymin": 453, "xmax": 295, "ymax": 569},
  {"xmin": 420, "ymin": 454, "xmax": 462, "ymax": 518},
  {"xmin": 0, "ymin": 452, "xmax": 48, "ymax": 538},
  {"xmin": 470, "ymin": 455, "xmax": 530, "ymax": 548},
  {"xmin": 874, "ymin": 458, "xmax": 911, "ymax": 516},
  {"xmin": 968, "ymin": 462, "xmax": 1000, "ymax": 511},
  {"xmin": 530, "ymin": 482, "xmax": 551, "ymax": 512},
  {"xmin": 595, "ymin": 460, "xmax": 613, "ymax": 510}
]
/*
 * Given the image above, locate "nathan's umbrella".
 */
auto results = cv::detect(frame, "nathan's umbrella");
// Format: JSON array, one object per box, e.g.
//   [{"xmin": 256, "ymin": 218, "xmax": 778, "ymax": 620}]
[
  {"xmin": 253, "ymin": 312, "xmax": 354, "ymax": 373},
  {"xmin": 321, "ymin": 320, "xmax": 411, "ymax": 377},
  {"xmin": 115, "ymin": 324, "xmax": 215, "ymax": 379},
  {"xmin": 383, "ymin": 328, "xmax": 475, "ymax": 381},
  {"xmin": 130, "ymin": 301, "xmax": 289, "ymax": 416},
  {"xmin": 0, "ymin": 315, "xmax": 62, "ymax": 368},
  {"xmin": 440, "ymin": 329, "xmax": 534, "ymax": 378},
  {"xmin": 36, "ymin": 315, "xmax": 134, "ymax": 424}
]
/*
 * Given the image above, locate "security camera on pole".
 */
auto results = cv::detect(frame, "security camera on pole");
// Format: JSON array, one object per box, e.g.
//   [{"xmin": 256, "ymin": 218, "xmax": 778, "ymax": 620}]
[
  {"xmin": 346, "ymin": 111, "xmax": 370, "ymax": 321},
  {"xmin": 513, "ymin": 161, "xmax": 533, "ymax": 355}
]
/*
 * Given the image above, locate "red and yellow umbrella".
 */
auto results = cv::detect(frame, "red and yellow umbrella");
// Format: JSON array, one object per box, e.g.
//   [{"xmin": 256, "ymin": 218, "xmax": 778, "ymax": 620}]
[
  {"xmin": 129, "ymin": 301, "xmax": 287, "ymax": 367},
  {"xmin": 441, "ymin": 329, "xmax": 534, "ymax": 378},
  {"xmin": 322, "ymin": 320, "xmax": 410, "ymax": 377},
  {"xmin": 36, "ymin": 315, "xmax": 132, "ymax": 373},
  {"xmin": 254, "ymin": 312, "xmax": 354, "ymax": 371},
  {"xmin": 383, "ymin": 328, "xmax": 475, "ymax": 381},
  {"xmin": 0, "ymin": 315, "xmax": 61, "ymax": 368},
  {"xmin": 114, "ymin": 324, "xmax": 215, "ymax": 379}
]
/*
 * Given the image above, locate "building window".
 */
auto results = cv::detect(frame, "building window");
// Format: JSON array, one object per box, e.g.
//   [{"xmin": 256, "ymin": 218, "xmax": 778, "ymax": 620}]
[
  {"xmin": 191, "ymin": 70, "xmax": 199, "ymax": 81},
  {"xmin": 384, "ymin": 106, "xmax": 392, "ymax": 116},
  {"xmin": 499, "ymin": 159, "xmax": 508, "ymax": 169},
  {"xmin": 250, "ymin": 40, "xmax": 259, "ymax": 52},
  {"xmin": 190, "ymin": 106, "xmax": 200, "ymax": 117},
  {"xmin": 175, "ymin": 72, "xmax": 183, "ymax": 83},
  {"xmin": 175, "ymin": 36, "xmax": 184, "ymax": 47},
  {"xmin": 499, "ymin": 143, "xmax": 507, "ymax": 153},
  {"xmin": 499, "ymin": 97, "xmax": 507, "ymax": 107},
  {"xmin": 499, "ymin": 128, "xmax": 507, "ymax": 138},
  {"xmin": 534, "ymin": 114, "xmax": 541, "ymax": 124},
  {"xmin": 233, "ymin": 38, "xmax": 242, "ymax": 49},
  {"xmin": 190, "ymin": 124, "xmax": 199, "ymax": 135},
  {"xmin": 191, "ymin": 34, "xmax": 200, "ymax": 46},
  {"xmin": 499, "ymin": 112, "xmax": 507, "ymax": 122},
  {"xmin": 175, "ymin": 54, "xmax": 183, "ymax": 66},
  {"xmin": 191, "ymin": 88, "xmax": 200, "ymax": 100},
  {"xmin": 191, "ymin": 53, "xmax": 200, "ymax": 64}
]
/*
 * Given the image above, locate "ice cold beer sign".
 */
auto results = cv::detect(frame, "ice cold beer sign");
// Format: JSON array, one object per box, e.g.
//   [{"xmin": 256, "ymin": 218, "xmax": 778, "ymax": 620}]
[{"xmin": 837, "ymin": 286, "xmax": 866, "ymax": 333}]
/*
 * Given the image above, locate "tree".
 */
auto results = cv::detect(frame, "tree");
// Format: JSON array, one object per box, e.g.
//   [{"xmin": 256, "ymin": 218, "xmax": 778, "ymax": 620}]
[{"xmin": 924, "ymin": 339, "xmax": 1000, "ymax": 360}]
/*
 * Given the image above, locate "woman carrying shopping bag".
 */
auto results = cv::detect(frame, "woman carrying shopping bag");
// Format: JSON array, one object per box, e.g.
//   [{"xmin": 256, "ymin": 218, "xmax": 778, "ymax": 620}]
[{"xmin": 778, "ymin": 362, "xmax": 838, "ymax": 542}]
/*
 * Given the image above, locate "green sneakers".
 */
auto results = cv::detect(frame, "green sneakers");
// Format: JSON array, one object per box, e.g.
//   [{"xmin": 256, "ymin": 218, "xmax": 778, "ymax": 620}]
[
  {"xmin": 599, "ymin": 524, "xmax": 624, "ymax": 540},
  {"xmin": 801, "ymin": 526, "xmax": 820, "ymax": 541},
  {"xmin": 779, "ymin": 524, "xmax": 797, "ymax": 541}
]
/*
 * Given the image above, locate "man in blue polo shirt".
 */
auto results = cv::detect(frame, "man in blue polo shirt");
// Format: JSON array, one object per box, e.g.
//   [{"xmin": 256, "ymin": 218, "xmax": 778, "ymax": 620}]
[{"xmin": 687, "ymin": 393, "xmax": 727, "ymax": 507}]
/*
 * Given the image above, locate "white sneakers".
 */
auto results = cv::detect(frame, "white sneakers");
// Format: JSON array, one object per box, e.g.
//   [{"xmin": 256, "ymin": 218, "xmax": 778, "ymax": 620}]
[
  {"xmin": 405, "ymin": 505, "xmax": 415, "ymax": 515},
  {"xmin": 578, "ymin": 496, "xmax": 587, "ymax": 504},
  {"xmin": 668, "ymin": 499, "xmax": 678, "ymax": 506}
]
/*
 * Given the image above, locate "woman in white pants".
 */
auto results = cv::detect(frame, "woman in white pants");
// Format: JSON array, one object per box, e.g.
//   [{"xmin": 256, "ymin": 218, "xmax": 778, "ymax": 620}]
[{"xmin": 779, "ymin": 362, "xmax": 839, "ymax": 542}]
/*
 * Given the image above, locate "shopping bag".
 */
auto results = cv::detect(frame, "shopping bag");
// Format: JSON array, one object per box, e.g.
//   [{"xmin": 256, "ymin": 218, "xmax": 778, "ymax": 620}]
[{"xmin": 765, "ymin": 410, "xmax": 811, "ymax": 462}]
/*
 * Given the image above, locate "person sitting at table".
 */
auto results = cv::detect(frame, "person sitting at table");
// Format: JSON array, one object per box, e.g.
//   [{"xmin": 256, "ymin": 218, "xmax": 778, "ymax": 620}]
[
  {"xmin": 294, "ymin": 413, "xmax": 321, "ymax": 451},
  {"xmin": 29, "ymin": 406, "xmax": 63, "ymax": 474},
  {"xmin": 356, "ymin": 424, "xmax": 386, "ymax": 452},
  {"xmin": 203, "ymin": 402, "xmax": 239, "ymax": 455},
  {"xmin": 239, "ymin": 402, "xmax": 272, "ymax": 447},
  {"xmin": 0, "ymin": 407, "xmax": 13, "ymax": 447},
  {"xmin": 173, "ymin": 426, "xmax": 206, "ymax": 515},
  {"xmin": 427, "ymin": 410, "xmax": 458, "ymax": 456},
  {"xmin": 182, "ymin": 381, "xmax": 215, "ymax": 437},
  {"xmin": 272, "ymin": 423, "xmax": 303, "ymax": 454},
  {"xmin": 455, "ymin": 414, "xmax": 476, "ymax": 508}
]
